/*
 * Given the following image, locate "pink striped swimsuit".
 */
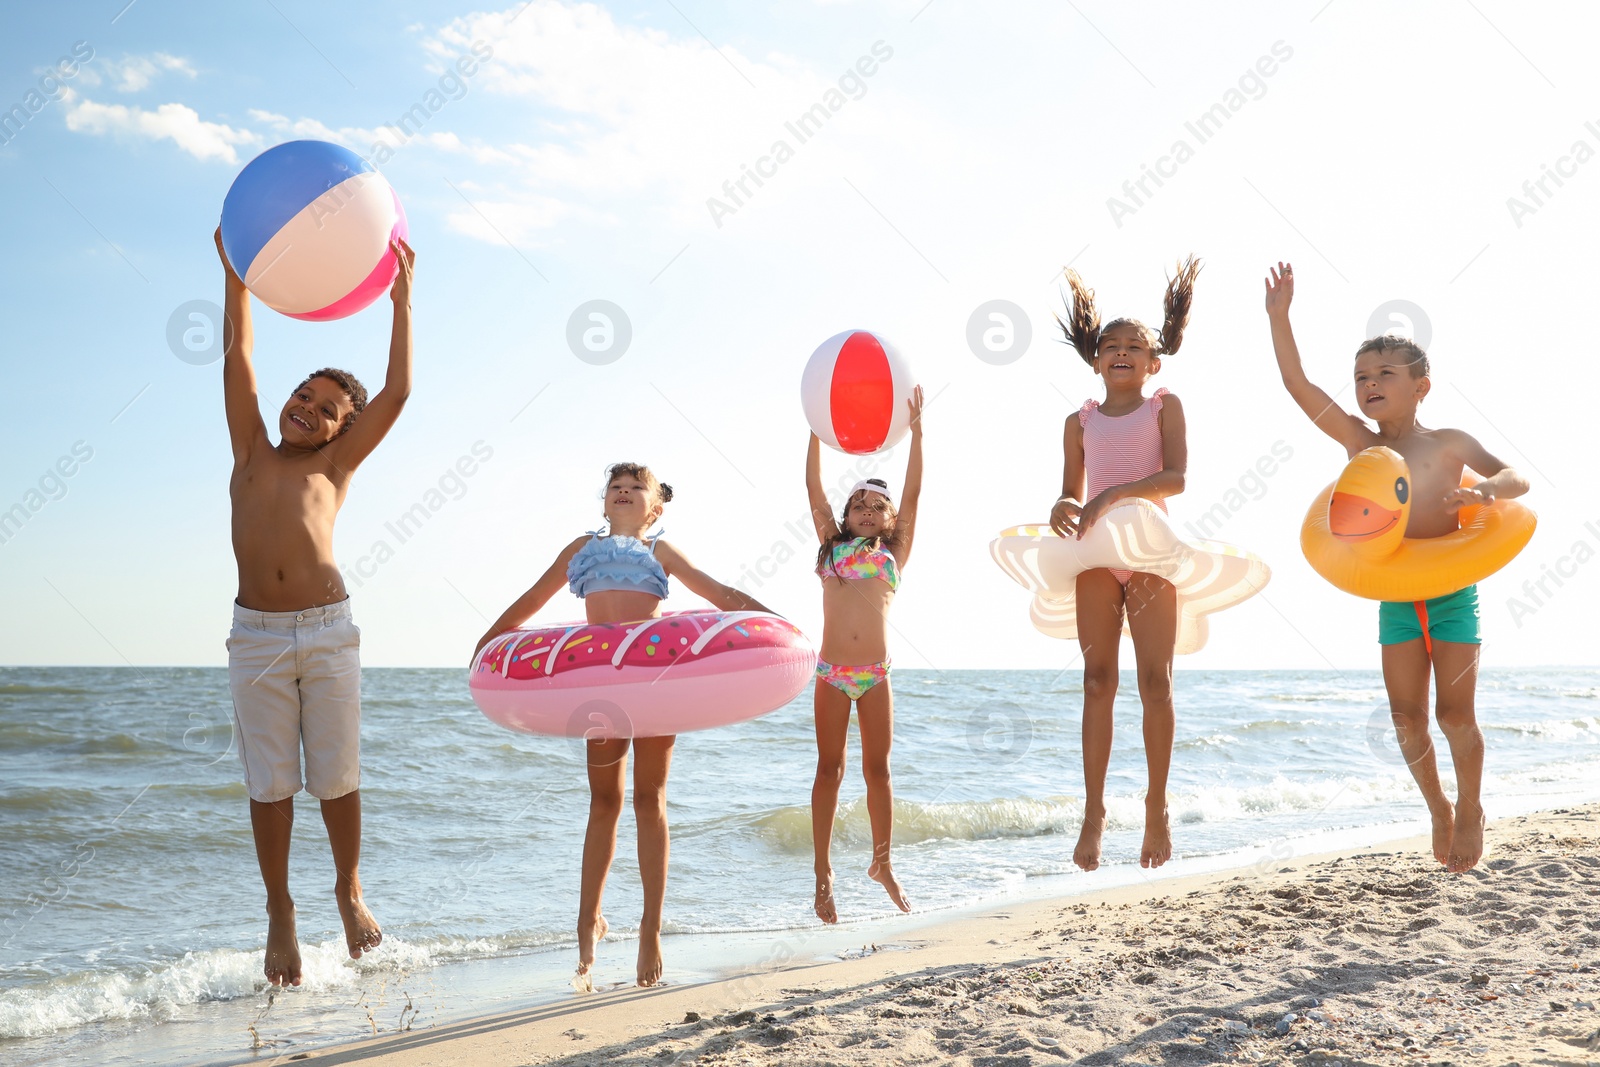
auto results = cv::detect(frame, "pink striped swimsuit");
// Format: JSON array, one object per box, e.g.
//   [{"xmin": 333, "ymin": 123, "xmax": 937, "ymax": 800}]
[{"xmin": 1081, "ymin": 387, "xmax": 1168, "ymax": 586}]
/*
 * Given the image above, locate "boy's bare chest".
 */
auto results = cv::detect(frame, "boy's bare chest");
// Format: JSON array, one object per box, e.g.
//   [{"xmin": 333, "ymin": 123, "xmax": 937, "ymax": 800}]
[
  {"xmin": 232, "ymin": 454, "xmax": 345, "ymax": 512},
  {"xmin": 1386, "ymin": 437, "xmax": 1460, "ymax": 493}
]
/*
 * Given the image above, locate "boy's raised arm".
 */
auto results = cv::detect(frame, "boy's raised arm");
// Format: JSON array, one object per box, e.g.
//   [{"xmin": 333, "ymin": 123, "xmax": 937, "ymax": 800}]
[
  {"xmin": 1264, "ymin": 263, "xmax": 1369, "ymax": 453},
  {"xmin": 333, "ymin": 240, "xmax": 415, "ymax": 469},
  {"xmin": 216, "ymin": 227, "xmax": 269, "ymax": 462}
]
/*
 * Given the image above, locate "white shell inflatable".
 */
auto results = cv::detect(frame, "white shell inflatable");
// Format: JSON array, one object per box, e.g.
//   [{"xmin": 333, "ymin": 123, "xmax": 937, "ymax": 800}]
[{"xmin": 990, "ymin": 500, "xmax": 1271, "ymax": 655}]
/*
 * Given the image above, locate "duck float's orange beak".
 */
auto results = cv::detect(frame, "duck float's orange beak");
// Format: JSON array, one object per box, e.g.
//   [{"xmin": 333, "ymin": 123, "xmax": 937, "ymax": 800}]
[
  {"xmin": 1322, "ymin": 445, "xmax": 1411, "ymax": 560},
  {"xmin": 1328, "ymin": 492, "xmax": 1403, "ymax": 541}
]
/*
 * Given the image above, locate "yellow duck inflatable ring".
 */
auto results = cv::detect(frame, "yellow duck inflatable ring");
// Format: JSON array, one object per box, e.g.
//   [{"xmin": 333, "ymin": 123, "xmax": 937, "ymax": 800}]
[{"xmin": 1300, "ymin": 446, "xmax": 1535, "ymax": 602}]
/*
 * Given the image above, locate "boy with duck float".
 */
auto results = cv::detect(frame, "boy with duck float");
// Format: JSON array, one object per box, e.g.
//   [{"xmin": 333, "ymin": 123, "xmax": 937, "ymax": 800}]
[
  {"xmin": 1265, "ymin": 262, "xmax": 1529, "ymax": 872},
  {"xmin": 215, "ymin": 227, "xmax": 416, "ymax": 987}
]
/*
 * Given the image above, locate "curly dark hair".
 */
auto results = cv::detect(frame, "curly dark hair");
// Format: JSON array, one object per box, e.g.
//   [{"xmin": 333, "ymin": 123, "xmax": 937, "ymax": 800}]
[
  {"xmin": 814, "ymin": 478, "xmax": 896, "ymax": 578},
  {"xmin": 1056, "ymin": 256, "xmax": 1203, "ymax": 367},
  {"xmin": 1355, "ymin": 336, "xmax": 1430, "ymax": 379},
  {"xmin": 294, "ymin": 367, "xmax": 369, "ymax": 435}
]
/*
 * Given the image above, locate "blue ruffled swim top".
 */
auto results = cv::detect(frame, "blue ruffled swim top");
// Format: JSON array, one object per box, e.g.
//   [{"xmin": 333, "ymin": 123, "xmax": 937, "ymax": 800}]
[{"xmin": 567, "ymin": 530, "xmax": 669, "ymax": 600}]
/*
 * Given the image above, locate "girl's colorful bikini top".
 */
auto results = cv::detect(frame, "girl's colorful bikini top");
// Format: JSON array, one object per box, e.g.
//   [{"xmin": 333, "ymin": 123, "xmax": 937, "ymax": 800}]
[
  {"xmin": 567, "ymin": 530, "xmax": 669, "ymax": 599},
  {"xmin": 816, "ymin": 536, "xmax": 901, "ymax": 591}
]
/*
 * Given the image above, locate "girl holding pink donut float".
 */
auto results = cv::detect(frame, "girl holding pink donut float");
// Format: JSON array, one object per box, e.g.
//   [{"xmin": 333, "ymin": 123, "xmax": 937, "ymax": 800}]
[
  {"xmin": 471, "ymin": 464, "xmax": 782, "ymax": 990},
  {"xmin": 805, "ymin": 385, "xmax": 925, "ymax": 925}
]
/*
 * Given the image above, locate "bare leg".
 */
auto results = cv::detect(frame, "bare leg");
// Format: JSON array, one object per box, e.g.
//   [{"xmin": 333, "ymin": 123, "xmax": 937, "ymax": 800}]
[
  {"xmin": 576, "ymin": 738, "xmax": 628, "ymax": 990},
  {"xmin": 857, "ymin": 679, "xmax": 908, "ymax": 912},
  {"xmin": 249, "ymin": 797, "xmax": 302, "ymax": 987},
  {"xmin": 631, "ymin": 736, "xmax": 675, "ymax": 986},
  {"xmin": 810, "ymin": 680, "xmax": 851, "ymax": 924},
  {"xmin": 1126, "ymin": 573, "xmax": 1177, "ymax": 869},
  {"xmin": 319, "ymin": 790, "xmax": 381, "ymax": 959},
  {"xmin": 1382, "ymin": 639, "xmax": 1453, "ymax": 865},
  {"xmin": 1432, "ymin": 642, "xmax": 1485, "ymax": 872},
  {"xmin": 1074, "ymin": 569, "xmax": 1125, "ymax": 871}
]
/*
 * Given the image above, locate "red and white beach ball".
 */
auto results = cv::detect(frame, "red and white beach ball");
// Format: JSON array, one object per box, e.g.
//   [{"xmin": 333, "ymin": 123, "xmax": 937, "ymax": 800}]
[
  {"xmin": 801, "ymin": 330, "xmax": 918, "ymax": 455},
  {"xmin": 220, "ymin": 140, "xmax": 408, "ymax": 321}
]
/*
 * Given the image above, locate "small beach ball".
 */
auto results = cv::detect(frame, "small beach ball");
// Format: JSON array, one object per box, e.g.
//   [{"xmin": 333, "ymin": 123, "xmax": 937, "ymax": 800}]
[
  {"xmin": 801, "ymin": 330, "xmax": 918, "ymax": 454},
  {"xmin": 220, "ymin": 140, "xmax": 408, "ymax": 321}
]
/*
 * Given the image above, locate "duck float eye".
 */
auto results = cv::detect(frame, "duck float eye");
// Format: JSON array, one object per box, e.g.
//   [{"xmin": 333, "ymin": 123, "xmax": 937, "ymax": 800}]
[{"xmin": 1394, "ymin": 477, "xmax": 1408, "ymax": 504}]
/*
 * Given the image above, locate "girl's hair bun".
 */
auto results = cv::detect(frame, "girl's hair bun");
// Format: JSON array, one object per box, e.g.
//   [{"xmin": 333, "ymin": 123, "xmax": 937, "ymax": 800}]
[{"xmin": 658, "ymin": 482, "xmax": 674, "ymax": 502}]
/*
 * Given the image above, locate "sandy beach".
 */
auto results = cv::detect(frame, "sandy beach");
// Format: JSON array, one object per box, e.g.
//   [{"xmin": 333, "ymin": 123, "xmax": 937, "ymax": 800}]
[{"xmin": 274, "ymin": 802, "xmax": 1600, "ymax": 1067}]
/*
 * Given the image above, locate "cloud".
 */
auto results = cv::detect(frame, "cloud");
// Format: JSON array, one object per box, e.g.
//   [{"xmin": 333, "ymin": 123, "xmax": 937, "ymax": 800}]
[
  {"xmin": 78, "ymin": 53, "xmax": 198, "ymax": 93},
  {"xmin": 248, "ymin": 108, "xmax": 398, "ymax": 154},
  {"xmin": 64, "ymin": 96, "xmax": 257, "ymax": 163},
  {"xmin": 416, "ymin": 2, "xmax": 844, "ymax": 233},
  {"xmin": 442, "ymin": 190, "xmax": 575, "ymax": 244}
]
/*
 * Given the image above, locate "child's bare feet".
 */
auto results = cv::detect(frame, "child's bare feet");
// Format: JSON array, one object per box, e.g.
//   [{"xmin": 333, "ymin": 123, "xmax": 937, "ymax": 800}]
[
  {"xmin": 814, "ymin": 870, "xmax": 838, "ymax": 925},
  {"xmin": 637, "ymin": 923, "xmax": 663, "ymax": 987},
  {"xmin": 1140, "ymin": 800, "xmax": 1172, "ymax": 869},
  {"xmin": 572, "ymin": 921, "xmax": 601, "ymax": 985},
  {"xmin": 1427, "ymin": 801, "xmax": 1456, "ymax": 866},
  {"xmin": 1074, "ymin": 806, "xmax": 1106, "ymax": 871},
  {"xmin": 1447, "ymin": 801, "xmax": 1485, "ymax": 873},
  {"xmin": 264, "ymin": 901, "xmax": 302, "ymax": 987},
  {"xmin": 867, "ymin": 859, "xmax": 910, "ymax": 913},
  {"xmin": 336, "ymin": 884, "xmax": 382, "ymax": 960}
]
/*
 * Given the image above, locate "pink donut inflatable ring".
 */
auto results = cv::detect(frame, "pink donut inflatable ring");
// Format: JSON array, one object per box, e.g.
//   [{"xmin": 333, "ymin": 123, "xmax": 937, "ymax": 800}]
[{"xmin": 470, "ymin": 610, "xmax": 817, "ymax": 738}]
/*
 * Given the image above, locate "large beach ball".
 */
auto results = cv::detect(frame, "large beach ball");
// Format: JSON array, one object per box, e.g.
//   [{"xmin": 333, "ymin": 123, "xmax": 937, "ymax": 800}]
[
  {"xmin": 220, "ymin": 140, "xmax": 408, "ymax": 321},
  {"xmin": 801, "ymin": 330, "xmax": 918, "ymax": 455}
]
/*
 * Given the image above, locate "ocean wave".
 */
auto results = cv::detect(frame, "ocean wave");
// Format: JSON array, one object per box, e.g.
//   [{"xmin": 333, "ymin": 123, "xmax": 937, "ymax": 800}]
[
  {"xmin": 1175, "ymin": 733, "xmax": 1241, "ymax": 751},
  {"xmin": 1263, "ymin": 690, "xmax": 1388, "ymax": 705},
  {"xmin": 0, "ymin": 788, "xmax": 100, "ymax": 813},
  {"xmin": 0, "ymin": 684, "xmax": 93, "ymax": 697},
  {"xmin": 0, "ymin": 932, "xmax": 568, "ymax": 1040},
  {"xmin": 747, "ymin": 774, "xmax": 1427, "ymax": 853},
  {"xmin": 1483, "ymin": 716, "xmax": 1600, "ymax": 742}
]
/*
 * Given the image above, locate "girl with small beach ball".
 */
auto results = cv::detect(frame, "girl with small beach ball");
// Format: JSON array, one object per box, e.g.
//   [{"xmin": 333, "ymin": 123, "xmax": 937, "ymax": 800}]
[
  {"xmin": 802, "ymin": 331, "xmax": 924, "ymax": 922},
  {"xmin": 1050, "ymin": 258, "xmax": 1201, "ymax": 871}
]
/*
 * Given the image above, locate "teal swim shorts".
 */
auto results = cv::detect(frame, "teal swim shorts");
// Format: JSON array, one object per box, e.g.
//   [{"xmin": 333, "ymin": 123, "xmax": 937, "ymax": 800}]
[{"xmin": 1377, "ymin": 585, "xmax": 1481, "ymax": 646}]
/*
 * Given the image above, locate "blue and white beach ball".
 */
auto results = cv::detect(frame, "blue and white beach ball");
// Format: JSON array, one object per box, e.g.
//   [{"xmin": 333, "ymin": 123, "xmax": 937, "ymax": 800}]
[{"xmin": 220, "ymin": 140, "xmax": 408, "ymax": 321}]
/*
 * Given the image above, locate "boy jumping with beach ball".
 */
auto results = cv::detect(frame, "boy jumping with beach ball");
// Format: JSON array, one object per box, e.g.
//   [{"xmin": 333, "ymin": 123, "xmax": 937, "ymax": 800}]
[{"xmin": 215, "ymin": 228, "xmax": 415, "ymax": 986}]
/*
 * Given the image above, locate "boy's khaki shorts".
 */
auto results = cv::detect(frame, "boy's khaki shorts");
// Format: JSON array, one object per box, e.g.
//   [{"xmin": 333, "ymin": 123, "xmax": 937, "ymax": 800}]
[{"xmin": 228, "ymin": 599, "xmax": 362, "ymax": 803}]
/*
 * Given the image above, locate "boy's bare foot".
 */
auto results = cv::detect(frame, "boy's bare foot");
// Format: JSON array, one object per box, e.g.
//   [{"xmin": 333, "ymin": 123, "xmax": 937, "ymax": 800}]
[
  {"xmin": 867, "ymin": 859, "xmax": 910, "ymax": 913},
  {"xmin": 637, "ymin": 924, "xmax": 663, "ymax": 987},
  {"xmin": 1140, "ymin": 801, "xmax": 1172, "ymax": 869},
  {"xmin": 814, "ymin": 871, "xmax": 838, "ymax": 925},
  {"xmin": 1074, "ymin": 807, "xmax": 1106, "ymax": 871},
  {"xmin": 336, "ymin": 886, "xmax": 382, "ymax": 960},
  {"xmin": 1427, "ymin": 801, "xmax": 1456, "ymax": 866},
  {"xmin": 264, "ymin": 901, "xmax": 302, "ymax": 987},
  {"xmin": 1447, "ymin": 801, "xmax": 1485, "ymax": 873}
]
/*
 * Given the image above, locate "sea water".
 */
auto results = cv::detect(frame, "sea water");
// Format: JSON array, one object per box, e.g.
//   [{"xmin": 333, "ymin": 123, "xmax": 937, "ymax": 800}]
[{"xmin": 2, "ymin": 666, "xmax": 1597, "ymax": 1065}]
